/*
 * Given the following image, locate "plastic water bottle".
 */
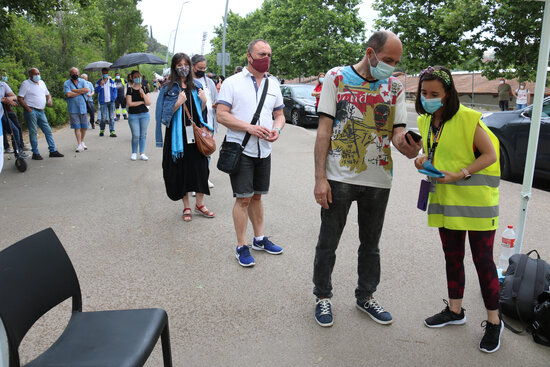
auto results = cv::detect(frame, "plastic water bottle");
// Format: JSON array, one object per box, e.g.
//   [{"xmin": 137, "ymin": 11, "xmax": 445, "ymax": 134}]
[{"xmin": 498, "ymin": 225, "xmax": 516, "ymax": 271}]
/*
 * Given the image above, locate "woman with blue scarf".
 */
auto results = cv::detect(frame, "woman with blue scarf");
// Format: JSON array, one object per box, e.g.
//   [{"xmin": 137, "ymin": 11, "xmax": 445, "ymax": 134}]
[{"xmin": 157, "ymin": 53, "xmax": 215, "ymax": 222}]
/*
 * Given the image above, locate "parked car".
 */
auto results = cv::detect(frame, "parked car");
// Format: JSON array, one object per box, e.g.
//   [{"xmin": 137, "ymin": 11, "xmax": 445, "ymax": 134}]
[
  {"xmin": 280, "ymin": 84, "xmax": 319, "ymax": 126},
  {"xmin": 481, "ymin": 96, "xmax": 550, "ymax": 180}
]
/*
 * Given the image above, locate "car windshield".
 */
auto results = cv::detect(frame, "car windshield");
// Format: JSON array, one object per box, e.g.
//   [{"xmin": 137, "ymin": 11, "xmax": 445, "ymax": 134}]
[{"xmin": 291, "ymin": 85, "xmax": 315, "ymax": 100}]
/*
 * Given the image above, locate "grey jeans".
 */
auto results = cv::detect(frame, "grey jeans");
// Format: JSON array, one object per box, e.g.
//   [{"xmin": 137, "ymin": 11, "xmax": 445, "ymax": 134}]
[{"xmin": 313, "ymin": 180, "xmax": 390, "ymax": 301}]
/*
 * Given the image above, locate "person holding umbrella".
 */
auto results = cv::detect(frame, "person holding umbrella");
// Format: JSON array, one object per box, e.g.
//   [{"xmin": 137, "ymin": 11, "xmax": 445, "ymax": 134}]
[
  {"xmin": 126, "ymin": 70, "xmax": 151, "ymax": 161},
  {"xmin": 156, "ymin": 53, "xmax": 214, "ymax": 222},
  {"xmin": 95, "ymin": 67, "xmax": 118, "ymax": 137}
]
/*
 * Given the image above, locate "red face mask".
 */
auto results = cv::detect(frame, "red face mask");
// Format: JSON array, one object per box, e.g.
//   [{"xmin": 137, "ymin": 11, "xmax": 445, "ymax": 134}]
[{"xmin": 249, "ymin": 56, "xmax": 270, "ymax": 73}]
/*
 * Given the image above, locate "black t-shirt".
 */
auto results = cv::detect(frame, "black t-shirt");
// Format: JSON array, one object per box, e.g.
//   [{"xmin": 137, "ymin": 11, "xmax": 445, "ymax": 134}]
[{"xmin": 127, "ymin": 86, "xmax": 149, "ymax": 114}]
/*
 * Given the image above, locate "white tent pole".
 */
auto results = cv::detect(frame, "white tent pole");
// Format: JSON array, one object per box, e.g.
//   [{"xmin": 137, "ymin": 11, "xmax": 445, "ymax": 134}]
[{"xmin": 515, "ymin": 0, "xmax": 550, "ymax": 253}]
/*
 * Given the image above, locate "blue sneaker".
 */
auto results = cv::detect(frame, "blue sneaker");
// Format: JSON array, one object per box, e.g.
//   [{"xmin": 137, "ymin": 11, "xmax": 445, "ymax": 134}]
[
  {"xmin": 315, "ymin": 298, "xmax": 333, "ymax": 327},
  {"xmin": 235, "ymin": 245, "xmax": 255, "ymax": 267},
  {"xmin": 356, "ymin": 297, "xmax": 393, "ymax": 325},
  {"xmin": 251, "ymin": 237, "xmax": 283, "ymax": 254}
]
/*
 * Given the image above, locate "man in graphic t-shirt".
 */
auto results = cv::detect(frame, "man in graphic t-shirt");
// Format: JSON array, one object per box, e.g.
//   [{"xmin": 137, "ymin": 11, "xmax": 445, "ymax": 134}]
[{"xmin": 312, "ymin": 31, "xmax": 421, "ymax": 328}]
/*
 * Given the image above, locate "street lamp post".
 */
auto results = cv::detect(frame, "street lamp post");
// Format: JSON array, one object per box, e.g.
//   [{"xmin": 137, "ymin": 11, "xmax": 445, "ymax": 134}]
[
  {"xmin": 221, "ymin": 0, "xmax": 229, "ymax": 77},
  {"xmin": 173, "ymin": 0, "xmax": 191, "ymax": 57},
  {"xmin": 165, "ymin": 30, "xmax": 176, "ymax": 66}
]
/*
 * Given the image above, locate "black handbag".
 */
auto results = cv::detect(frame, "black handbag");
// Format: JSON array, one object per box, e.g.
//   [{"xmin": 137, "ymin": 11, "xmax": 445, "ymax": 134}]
[{"xmin": 217, "ymin": 78, "xmax": 269, "ymax": 174}]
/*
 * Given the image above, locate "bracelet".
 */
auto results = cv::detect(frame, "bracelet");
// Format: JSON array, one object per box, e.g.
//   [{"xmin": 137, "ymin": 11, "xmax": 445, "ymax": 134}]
[{"xmin": 274, "ymin": 127, "xmax": 281, "ymax": 134}]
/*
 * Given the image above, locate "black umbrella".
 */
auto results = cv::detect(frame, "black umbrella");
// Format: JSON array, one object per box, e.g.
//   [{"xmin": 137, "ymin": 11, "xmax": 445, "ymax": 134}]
[
  {"xmin": 110, "ymin": 53, "xmax": 165, "ymax": 70},
  {"xmin": 83, "ymin": 61, "xmax": 112, "ymax": 72}
]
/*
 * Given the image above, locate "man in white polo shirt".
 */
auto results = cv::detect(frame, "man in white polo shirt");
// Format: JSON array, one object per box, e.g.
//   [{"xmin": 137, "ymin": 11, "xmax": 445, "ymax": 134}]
[
  {"xmin": 217, "ymin": 39, "xmax": 286, "ymax": 267},
  {"xmin": 17, "ymin": 68, "xmax": 64, "ymax": 160}
]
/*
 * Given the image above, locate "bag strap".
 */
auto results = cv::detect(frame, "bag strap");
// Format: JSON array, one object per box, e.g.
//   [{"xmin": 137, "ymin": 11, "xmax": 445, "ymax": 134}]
[
  {"xmin": 240, "ymin": 77, "xmax": 269, "ymax": 148},
  {"xmin": 499, "ymin": 309, "xmax": 526, "ymax": 334},
  {"xmin": 512, "ymin": 254, "xmax": 530, "ymax": 299}
]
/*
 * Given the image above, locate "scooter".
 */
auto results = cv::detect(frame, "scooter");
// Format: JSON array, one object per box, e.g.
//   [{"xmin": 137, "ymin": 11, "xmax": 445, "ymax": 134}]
[{"xmin": 5, "ymin": 116, "xmax": 27, "ymax": 172}]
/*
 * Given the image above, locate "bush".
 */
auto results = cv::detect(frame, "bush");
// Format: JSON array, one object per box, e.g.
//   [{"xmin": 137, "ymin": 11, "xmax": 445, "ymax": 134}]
[{"xmin": 45, "ymin": 97, "xmax": 68, "ymax": 127}]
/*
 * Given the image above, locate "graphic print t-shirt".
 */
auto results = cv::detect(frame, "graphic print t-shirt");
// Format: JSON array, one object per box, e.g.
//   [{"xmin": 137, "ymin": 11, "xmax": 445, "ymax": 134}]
[{"xmin": 317, "ymin": 66, "xmax": 407, "ymax": 189}]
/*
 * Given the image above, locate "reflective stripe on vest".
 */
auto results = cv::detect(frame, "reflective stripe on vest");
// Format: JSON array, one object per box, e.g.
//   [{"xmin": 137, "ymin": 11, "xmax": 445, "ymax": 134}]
[{"xmin": 428, "ymin": 203, "xmax": 499, "ymax": 218}]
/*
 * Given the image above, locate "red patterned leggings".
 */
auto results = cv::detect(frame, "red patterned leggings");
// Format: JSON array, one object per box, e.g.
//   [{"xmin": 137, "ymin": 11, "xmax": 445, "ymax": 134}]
[{"xmin": 438, "ymin": 228, "xmax": 500, "ymax": 310}]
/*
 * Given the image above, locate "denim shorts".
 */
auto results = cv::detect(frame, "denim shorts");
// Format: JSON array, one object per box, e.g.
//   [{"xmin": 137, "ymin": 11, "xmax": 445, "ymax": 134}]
[
  {"xmin": 230, "ymin": 154, "xmax": 271, "ymax": 198},
  {"xmin": 69, "ymin": 113, "xmax": 89, "ymax": 129}
]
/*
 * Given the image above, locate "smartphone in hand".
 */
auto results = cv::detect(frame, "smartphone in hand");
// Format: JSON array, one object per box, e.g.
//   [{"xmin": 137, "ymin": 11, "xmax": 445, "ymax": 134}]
[{"xmin": 406, "ymin": 130, "xmax": 422, "ymax": 143}]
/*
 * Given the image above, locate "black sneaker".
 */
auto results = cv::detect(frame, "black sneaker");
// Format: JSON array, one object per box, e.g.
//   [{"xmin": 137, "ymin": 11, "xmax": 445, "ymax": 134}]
[
  {"xmin": 49, "ymin": 151, "xmax": 64, "ymax": 158},
  {"xmin": 479, "ymin": 320, "xmax": 503, "ymax": 353},
  {"xmin": 315, "ymin": 298, "xmax": 333, "ymax": 327},
  {"xmin": 424, "ymin": 300, "xmax": 466, "ymax": 328},
  {"xmin": 99, "ymin": 130, "xmax": 104, "ymax": 137},
  {"xmin": 110, "ymin": 132, "xmax": 117, "ymax": 137},
  {"xmin": 32, "ymin": 153, "xmax": 43, "ymax": 160}
]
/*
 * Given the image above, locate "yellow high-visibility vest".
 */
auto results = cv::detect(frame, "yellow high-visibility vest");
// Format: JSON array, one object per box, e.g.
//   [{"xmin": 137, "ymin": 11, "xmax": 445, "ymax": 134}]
[{"xmin": 417, "ymin": 104, "xmax": 500, "ymax": 231}]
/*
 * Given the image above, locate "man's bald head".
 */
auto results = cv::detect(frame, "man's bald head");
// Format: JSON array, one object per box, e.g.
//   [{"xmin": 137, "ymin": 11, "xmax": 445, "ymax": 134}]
[{"xmin": 366, "ymin": 31, "xmax": 401, "ymax": 54}]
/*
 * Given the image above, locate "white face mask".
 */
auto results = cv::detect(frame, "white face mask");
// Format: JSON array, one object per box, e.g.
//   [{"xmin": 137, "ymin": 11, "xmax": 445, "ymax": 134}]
[
  {"xmin": 500, "ymin": 80, "xmax": 505, "ymax": 84},
  {"xmin": 520, "ymin": 85, "xmax": 525, "ymax": 89}
]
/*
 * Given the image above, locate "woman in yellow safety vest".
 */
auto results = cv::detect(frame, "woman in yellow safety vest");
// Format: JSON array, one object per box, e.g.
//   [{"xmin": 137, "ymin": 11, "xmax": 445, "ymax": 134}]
[{"xmin": 413, "ymin": 66, "xmax": 503, "ymax": 353}]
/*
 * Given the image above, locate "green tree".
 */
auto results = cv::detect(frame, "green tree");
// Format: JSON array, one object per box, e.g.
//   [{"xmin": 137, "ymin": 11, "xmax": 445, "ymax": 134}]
[
  {"xmin": 208, "ymin": 0, "xmax": 365, "ymax": 78},
  {"xmin": 100, "ymin": 0, "xmax": 148, "ymax": 61},
  {"xmin": 481, "ymin": 0, "xmax": 546, "ymax": 82},
  {"xmin": 373, "ymin": 0, "xmax": 487, "ymax": 73},
  {"xmin": 0, "ymin": 0, "xmax": 90, "ymax": 33}
]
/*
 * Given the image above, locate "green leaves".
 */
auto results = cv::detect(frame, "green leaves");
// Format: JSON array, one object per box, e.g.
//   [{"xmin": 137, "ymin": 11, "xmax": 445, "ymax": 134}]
[
  {"xmin": 207, "ymin": 0, "xmax": 365, "ymax": 78},
  {"xmin": 373, "ymin": 0, "xmax": 547, "ymax": 82}
]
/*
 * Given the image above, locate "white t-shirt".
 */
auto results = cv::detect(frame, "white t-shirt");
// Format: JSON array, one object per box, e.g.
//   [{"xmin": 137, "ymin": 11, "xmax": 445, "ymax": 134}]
[
  {"xmin": 217, "ymin": 67, "xmax": 284, "ymax": 158},
  {"xmin": 318, "ymin": 65, "xmax": 407, "ymax": 189},
  {"xmin": 0, "ymin": 81, "xmax": 12, "ymax": 118},
  {"xmin": 18, "ymin": 79, "xmax": 50, "ymax": 110},
  {"xmin": 516, "ymin": 88, "xmax": 529, "ymax": 104},
  {"xmin": 103, "ymin": 82, "xmax": 111, "ymax": 103}
]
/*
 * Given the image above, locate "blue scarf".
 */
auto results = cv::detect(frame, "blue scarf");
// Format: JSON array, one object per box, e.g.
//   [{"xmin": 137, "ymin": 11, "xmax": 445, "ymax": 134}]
[
  {"xmin": 171, "ymin": 105, "xmax": 184, "ymax": 161},
  {"xmin": 170, "ymin": 88, "xmax": 212, "ymax": 161}
]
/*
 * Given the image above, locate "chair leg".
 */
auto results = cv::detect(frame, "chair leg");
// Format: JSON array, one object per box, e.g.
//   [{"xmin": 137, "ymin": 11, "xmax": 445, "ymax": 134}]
[{"xmin": 161, "ymin": 322, "xmax": 173, "ymax": 367}]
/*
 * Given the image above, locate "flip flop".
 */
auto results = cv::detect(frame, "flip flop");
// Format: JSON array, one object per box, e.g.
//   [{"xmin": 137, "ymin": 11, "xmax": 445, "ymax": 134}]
[
  {"xmin": 195, "ymin": 204, "xmax": 215, "ymax": 218},
  {"xmin": 182, "ymin": 208, "xmax": 192, "ymax": 222}
]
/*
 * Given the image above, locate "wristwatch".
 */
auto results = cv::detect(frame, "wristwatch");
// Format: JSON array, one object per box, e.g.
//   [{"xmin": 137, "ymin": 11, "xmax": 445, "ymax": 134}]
[{"xmin": 461, "ymin": 168, "xmax": 472, "ymax": 180}]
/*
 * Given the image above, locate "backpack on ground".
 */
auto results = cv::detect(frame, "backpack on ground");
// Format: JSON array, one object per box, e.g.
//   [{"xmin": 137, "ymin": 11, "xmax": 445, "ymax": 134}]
[{"xmin": 500, "ymin": 250, "xmax": 550, "ymax": 322}]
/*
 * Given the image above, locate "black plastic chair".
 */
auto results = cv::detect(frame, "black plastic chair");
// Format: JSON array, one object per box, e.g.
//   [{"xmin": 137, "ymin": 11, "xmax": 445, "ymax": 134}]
[{"xmin": 0, "ymin": 228, "xmax": 173, "ymax": 367}]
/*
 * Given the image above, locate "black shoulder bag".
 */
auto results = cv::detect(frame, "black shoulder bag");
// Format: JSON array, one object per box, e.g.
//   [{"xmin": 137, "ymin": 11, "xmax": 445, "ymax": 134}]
[{"xmin": 217, "ymin": 78, "xmax": 269, "ymax": 174}]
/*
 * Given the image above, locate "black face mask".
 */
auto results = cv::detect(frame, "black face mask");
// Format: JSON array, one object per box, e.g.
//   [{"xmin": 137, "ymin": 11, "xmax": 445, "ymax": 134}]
[
  {"xmin": 195, "ymin": 70, "xmax": 205, "ymax": 78},
  {"xmin": 71, "ymin": 74, "xmax": 78, "ymax": 80}
]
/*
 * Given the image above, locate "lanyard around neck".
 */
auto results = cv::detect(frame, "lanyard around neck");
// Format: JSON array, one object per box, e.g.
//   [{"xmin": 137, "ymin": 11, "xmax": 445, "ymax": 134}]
[{"xmin": 427, "ymin": 117, "xmax": 444, "ymax": 162}]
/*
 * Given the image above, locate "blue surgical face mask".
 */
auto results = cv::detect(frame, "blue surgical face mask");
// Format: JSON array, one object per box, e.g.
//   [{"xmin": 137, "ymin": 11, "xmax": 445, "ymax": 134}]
[
  {"xmin": 103, "ymin": 74, "xmax": 109, "ymax": 79},
  {"xmin": 32, "ymin": 75, "xmax": 41, "ymax": 82},
  {"xmin": 368, "ymin": 50, "xmax": 395, "ymax": 80},
  {"xmin": 319, "ymin": 77, "xmax": 324, "ymax": 83},
  {"xmin": 2, "ymin": 76, "xmax": 7, "ymax": 82},
  {"xmin": 421, "ymin": 95, "xmax": 443, "ymax": 114},
  {"xmin": 115, "ymin": 76, "xmax": 120, "ymax": 80},
  {"xmin": 133, "ymin": 77, "xmax": 141, "ymax": 84}
]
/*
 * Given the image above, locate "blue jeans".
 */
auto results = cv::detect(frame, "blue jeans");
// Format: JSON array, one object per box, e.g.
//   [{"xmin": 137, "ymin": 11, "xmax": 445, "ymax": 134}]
[
  {"xmin": 99, "ymin": 101, "xmax": 115, "ymax": 132},
  {"xmin": 313, "ymin": 180, "xmax": 390, "ymax": 301},
  {"xmin": 517, "ymin": 103, "xmax": 527, "ymax": 110},
  {"xmin": 23, "ymin": 108, "xmax": 57, "ymax": 154},
  {"xmin": 127, "ymin": 112, "xmax": 150, "ymax": 154}
]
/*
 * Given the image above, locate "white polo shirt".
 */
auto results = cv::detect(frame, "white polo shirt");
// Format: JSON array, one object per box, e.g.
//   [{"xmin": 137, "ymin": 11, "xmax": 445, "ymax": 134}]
[
  {"xmin": 217, "ymin": 67, "xmax": 284, "ymax": 158},
  {"xmin": 18, "ymin": 79, "xmax": 50, "ymax": 110}
]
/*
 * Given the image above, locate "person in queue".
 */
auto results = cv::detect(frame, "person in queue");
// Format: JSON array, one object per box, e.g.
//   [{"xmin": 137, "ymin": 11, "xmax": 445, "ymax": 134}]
[
  {"xmin": 126, "ymin": 70, "xmax": 151, "ymax": 161},
  {"xmin": 155, "ymin": 53, "xmax": 215, "ymax": 221},
  {"xmin": 311, "ymin": 72, "xmax": 325, "ymax": 112}
]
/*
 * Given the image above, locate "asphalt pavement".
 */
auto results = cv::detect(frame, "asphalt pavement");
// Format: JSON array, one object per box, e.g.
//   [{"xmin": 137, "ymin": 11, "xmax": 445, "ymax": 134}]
[{"xmin": 1, "ymin": 95, "xmax": 549, "ymax": 366}]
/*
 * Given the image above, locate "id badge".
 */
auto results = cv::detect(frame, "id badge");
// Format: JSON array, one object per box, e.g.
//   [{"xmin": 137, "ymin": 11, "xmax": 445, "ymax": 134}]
[
  {"xmin": 185, "ymin": 125, "xmax": 195, "ymax": 144},
  {"xmin": 417, "ymin": 179, "xmax": 430, "ymax": 211}
]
